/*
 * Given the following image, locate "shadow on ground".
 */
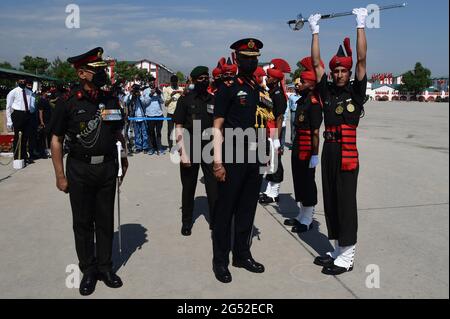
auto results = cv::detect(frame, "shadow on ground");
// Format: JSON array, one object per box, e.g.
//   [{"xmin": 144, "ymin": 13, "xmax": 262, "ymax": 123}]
[
  {"xmin": 267, "ymin": 193, "xmax": 334, "ymax": 256},
  {"xmin": 112, "ymin": 223, "xmax": 149, "ymax": 272}
]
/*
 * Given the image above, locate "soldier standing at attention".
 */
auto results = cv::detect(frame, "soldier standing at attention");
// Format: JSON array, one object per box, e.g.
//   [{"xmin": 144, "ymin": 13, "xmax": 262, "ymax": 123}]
[
  {"xmin": 285, "ymin": 57, "xmax": 324, "ymax": 233},
  {"xmin": 173, "ymin": 66, "xmax": 218, "ymax": 235},
  {"xmin": 212, "ymin": 38, "xmax": 265, "ymax": 284},
  {"xmin": 51, "ymin": 47, "xmax": 128, "ymax": 295}
]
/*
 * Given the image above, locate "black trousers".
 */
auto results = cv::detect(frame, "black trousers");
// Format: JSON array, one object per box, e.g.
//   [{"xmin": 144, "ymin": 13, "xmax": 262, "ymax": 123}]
[
  {"xmin": 167, "ymin": 113, "xmax": 175, "ymax": 150},
  {"xmin": 66, "ymin": 157, "xmax": 118, "ymax": 274},
  {"xmin": 147, "ymin": 117, "xmax": 163, "ymax": 150},
  {"xmin": 265, "ymin": 153, "xmax": 284, "ymax": 184},
  {"xmin": 321, "ymin": 143, "xmax": 359, "ymax": 246},
  {"xmin": 180, "ymin": 162, "xmax": 218, "ymax": 227},
  {"xmin": 291, "ymin": 152, "xmax": 318, "ymax": 207},
  {"xmin": 212, "ymin": 163, "xmax": 262, "ymax": 266},
  {"xmin": 11, "ymin": 110, "xmax": 30, "ymax": 160}
]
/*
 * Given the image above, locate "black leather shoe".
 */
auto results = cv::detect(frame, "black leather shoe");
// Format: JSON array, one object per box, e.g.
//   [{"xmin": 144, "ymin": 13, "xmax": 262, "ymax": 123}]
[
  {"xmin": 259, "ymin": 195, "xmax": 279, "ymax": 204},
  {"xmin": 98, "ymin": 271, "xmax": 123, "ymax": 288},
  {"xmin": 313, "ymin": 255, "xmax": 335, "ymax": 267},
  {"xmin": 79, "ymin": 273, "xmax": 97, "ymax": 296},
  {"xmin": 321, "ymin": 264, "xmax": 353, "ymax": 276},
  {"xmin": 181, "ymin": 224, "xmax": 192, "ymax": 236},
  {"xmin": 284, "ymin": 218, "xmax": 300, "ymax": 227},
  {"xmin": 213, "ymin": 264, "xmax": 232, "ymax": 283},
  {"xmin": 291, "ymin": 223, "xmax": 313, "ymax": 233},
  {"xmin": 232, "ymin": 258, "xmax": 265, "ymax": 273}
]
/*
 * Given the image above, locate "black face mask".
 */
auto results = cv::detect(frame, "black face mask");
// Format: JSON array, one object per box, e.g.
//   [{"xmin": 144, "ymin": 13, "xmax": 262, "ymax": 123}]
[
  {"xmin": 194, "ymin": 81, "xmax": 209, "ymax": 93},
  {"xmin": 91, "ymin": 69, "xmax": 108, "ymax": 88},
  {"xmin": 238, "ymin": 59, "xmax": 258, "ymax": 75},
  {"xmin": 18, "ymin": 83, "xmax": 26, "ymax": 89}
]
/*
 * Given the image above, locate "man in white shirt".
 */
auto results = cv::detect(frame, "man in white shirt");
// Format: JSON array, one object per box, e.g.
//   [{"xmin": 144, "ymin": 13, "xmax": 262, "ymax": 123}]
[
  {"xmin": 163, "ymin": 75, "xmax": 183, "ymax": 151},
  {"xmin": 6, "ymin": 78, "xmax": 36, "ymax": 162}
]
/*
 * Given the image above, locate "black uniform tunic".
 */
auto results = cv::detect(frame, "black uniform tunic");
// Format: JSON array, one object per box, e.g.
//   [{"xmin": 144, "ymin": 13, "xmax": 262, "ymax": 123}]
[
  {"xmin": 212, "ymin": 77, "xmax": 262, "ymax": 266},
  {"xmin": 173, "ymin": 90, "xmax": 218, "ymax": 227},
  {"xmin": 265, "ymin": 87, "xmax": 287, "ymax": 184},
  {"xmin": 291, "ymin": 93, "xmax": 323, "ymax": 207},
  {"xmin": 52, "ymin": 87, "xmax": 124, "ymax": 274},
  {"xmin": 316, "ymin": 74, "xmax": 367, "ymax": 246}
]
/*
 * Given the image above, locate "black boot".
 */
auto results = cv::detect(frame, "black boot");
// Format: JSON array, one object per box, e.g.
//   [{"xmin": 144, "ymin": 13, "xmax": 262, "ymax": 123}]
[
  {"xmin": 213, "ymin": 264, "xmax": 232, "ymax": 283},
  {"xmin": 313, "ymin": 255, "xmax": 335, "ymax": 267},
  {"xmin": 79, "ymin": 273, "xmax": 98, "ymax": 296},
  {"xmin": 232, "ymin": 257, "xmax": 265, "ymax": 273},
  {"xmin": 322, "ymin": 264, "xmax": 353, "ymax": 275},
  {"xmin": 98, "ymin": 271, "xmax": 123, "ymax": 288}
]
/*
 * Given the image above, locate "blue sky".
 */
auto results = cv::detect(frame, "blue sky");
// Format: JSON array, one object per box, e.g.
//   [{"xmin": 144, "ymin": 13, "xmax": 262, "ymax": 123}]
[{"xmin": 0, "ymin": 0, "xmax": 448, "ymax": 77}]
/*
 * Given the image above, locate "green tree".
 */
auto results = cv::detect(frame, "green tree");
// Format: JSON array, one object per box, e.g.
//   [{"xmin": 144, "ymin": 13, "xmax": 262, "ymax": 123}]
[
  {"xmin": 20, "ymin": 56, "xmax": 50, "ymax": 75},
  {"xmin": 176, "ymin": 71, "xmax": 185, "ymax": 83},
  {"xmin": 115, "ymin": 61, "xmax": 142, "ymax": 82},
  {"xmin": 400, "ymin": 62, "xmax": 432, "ymax": 95},
  {"xmin": 0, "ymin": 61, "xmax": 15, "ymax": 70},
  {"xmin": 49, "ymin": 57, "xmax": 77, "ymax": 83},
  {"xmin": 290, "ymin": 61, "xmax": 306, "ymax": 82}
]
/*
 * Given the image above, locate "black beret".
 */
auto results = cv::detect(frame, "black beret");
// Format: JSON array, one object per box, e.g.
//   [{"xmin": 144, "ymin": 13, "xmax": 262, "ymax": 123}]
[{"xmin": 190, "ymin": 66, "xmax": 209, "ymax": 79}]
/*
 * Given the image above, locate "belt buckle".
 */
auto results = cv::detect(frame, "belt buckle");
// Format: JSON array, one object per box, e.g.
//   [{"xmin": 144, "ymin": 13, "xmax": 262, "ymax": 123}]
[{"xmin": 90, "ymin": 155, "xmax": 104, "ymax": 164}]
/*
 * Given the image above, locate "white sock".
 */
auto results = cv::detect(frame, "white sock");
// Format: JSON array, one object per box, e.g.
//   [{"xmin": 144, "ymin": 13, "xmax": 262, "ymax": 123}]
[
  {"xmin": 263, "ymin": 181, "xmax": 272, "ymax": 195},
  {"xmin": 295, "ymin": 202, "xmax": 304, "ymax": 222},
  {"xmin": 334, "ymin": 245, "xmax": 356, "ymax": 269},
  {"xmin": 299, "ymin": 206, "xmax": 314, "ymax": 226},
  {"xmin": 266, "ymin": 182, "xmax": 280, "ymax": 198},
  {"xmin": 326, "ymin": 240, "xmax": 340, "ymax": 259}
]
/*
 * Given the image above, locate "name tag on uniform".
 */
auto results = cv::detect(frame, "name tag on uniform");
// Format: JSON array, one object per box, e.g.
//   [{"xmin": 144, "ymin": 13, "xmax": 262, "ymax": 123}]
[
  {"xmin": 207, "ymin": 104, "xmax": 214, "ymax": 114},
  {"xmin": 101, "ymin": 109, "xmax": 122, "ymax": 121}
]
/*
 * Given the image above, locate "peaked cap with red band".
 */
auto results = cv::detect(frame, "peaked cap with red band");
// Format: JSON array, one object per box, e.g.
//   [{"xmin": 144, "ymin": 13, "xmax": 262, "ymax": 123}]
[
  {"xmin": 67, "ymin": 47, "xmax": 108, "ymax": 69},
  {"xmin": 329, "ymin": 37, "xmax": 353, "ymax": 71},
  {"xmin": 230, "ymin": 38, "xmax": 263, "ymax": 57},
  {"xmin": 300, "ymin": 56, "xmax": 324, "ymax": 82}
]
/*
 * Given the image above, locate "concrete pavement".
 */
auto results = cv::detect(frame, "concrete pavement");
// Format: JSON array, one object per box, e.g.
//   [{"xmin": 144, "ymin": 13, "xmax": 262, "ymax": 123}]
[{"xmin": 0, "ymin": 101, "xmax": 448, "ymax": 299}]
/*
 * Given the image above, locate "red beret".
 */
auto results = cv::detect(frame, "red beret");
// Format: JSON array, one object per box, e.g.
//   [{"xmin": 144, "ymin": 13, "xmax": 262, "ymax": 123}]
[{"xmin": 266, "ymin": 58, "xmax": 291, "ymax": 81}]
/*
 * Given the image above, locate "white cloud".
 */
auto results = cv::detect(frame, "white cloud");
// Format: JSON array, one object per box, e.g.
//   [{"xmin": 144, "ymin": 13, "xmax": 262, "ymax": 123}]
[
  {"xmin": 105, "ymin": 41, "xmax": 121, "ymax": 51},
  {"xmin": 181, "ymin": 41, "xmax": 194, "ymax": 48}
]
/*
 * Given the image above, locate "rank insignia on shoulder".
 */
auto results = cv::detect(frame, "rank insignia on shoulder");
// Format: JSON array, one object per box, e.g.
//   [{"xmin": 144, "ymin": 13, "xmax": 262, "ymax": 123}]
[
  {"xmin": 101, "ymin": 109, "xmax": 122, "ymax": 121},
  {"xmin": 99, "ymin": 103, "xmax": 106, "ymax": 111},
  {"xmin": 347, "ymin": 104, "xmax": 356, "ymax": 113}
]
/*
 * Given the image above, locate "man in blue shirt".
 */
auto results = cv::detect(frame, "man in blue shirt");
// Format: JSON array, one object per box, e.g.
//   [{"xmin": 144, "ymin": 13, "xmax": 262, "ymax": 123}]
[
  {"xmin": 125, "ymin": 84, "xmax": 150, "ymax": 153},
  {"xmin": 288, "ymin": 79, "xmax": 302, "ymax": 148},
  {"xmin": 144, "ymin": 80, "xmax": 165, "ymax": 155}
]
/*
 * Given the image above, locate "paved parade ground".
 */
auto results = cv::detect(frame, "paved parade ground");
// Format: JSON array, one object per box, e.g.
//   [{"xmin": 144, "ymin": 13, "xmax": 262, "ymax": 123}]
[{"xmin": 0, "ymin": 101, "xmax": 448, "ymax": 299}]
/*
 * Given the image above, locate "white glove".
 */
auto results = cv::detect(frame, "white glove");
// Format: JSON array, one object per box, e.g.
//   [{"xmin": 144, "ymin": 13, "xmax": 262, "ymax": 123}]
[
  {"xmin": 308, "ymin": 14, "xmax": 322, "ymax": 34},
  {"xmin": 273, "ymin": 139, "xmax": 281, "ymax": 150},
  {"xmin": 353, "ymin": 8, "xmax": 368, "ymax": 29},
  {"xmin": 309, "ymin": 155, "xmax": 320, "ymax": 169}
]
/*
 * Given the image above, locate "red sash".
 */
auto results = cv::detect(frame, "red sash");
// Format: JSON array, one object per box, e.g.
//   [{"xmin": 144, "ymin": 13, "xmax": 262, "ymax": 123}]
[
  {"xmin": 296, "ymin": 129, "xmax": 312, "ymax": 161},
  {"xmin": 325, "ymin": 124, "xmax": 359, "ymax": 171}
]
